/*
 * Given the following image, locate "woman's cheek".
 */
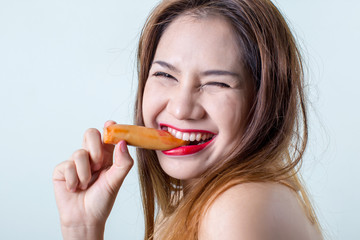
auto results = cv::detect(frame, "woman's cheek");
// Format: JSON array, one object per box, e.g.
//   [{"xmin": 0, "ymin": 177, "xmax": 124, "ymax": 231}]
[{"xmin": 142, "ymin": 81, "xmax": 169, "ymax": 127}]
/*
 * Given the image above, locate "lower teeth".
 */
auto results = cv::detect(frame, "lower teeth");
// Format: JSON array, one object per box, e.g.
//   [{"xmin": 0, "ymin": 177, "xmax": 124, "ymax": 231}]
[{"xmin": 188, "ymin": 140, "xmax": 207, "ymax": 146}]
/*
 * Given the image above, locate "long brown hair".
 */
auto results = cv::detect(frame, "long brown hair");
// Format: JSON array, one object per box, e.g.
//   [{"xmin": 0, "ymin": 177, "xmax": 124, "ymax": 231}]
[{"xmin": 134, "ymin": 0, "xmax": 322, "ymax": 239}]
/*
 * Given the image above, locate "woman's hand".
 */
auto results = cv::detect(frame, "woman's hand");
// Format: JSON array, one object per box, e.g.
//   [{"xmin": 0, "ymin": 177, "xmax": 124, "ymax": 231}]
[{"xmin": 52, "ymin": 121, "xmax": 134, "ymax": 240}]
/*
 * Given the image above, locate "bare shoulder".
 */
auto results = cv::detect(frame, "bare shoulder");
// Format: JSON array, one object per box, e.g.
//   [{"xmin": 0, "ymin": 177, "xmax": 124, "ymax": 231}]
[{"xmin": 198, "ymin": 182, "xmax": 322, "ymax": 240}]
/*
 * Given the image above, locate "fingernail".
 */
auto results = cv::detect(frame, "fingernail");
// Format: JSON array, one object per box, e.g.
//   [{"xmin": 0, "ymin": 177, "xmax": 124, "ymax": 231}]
[{"xmin": 120, "ymin": 141, "xmax": 128, "ymax": 153}]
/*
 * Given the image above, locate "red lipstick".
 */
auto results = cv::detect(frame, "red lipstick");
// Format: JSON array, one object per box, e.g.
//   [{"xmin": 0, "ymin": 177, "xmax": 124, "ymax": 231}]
[
  {"xmin": 160, "ymin": 123, "xmax": 215, "ymax": 156},
  {"xmin": 162, "ymin": 138, "xmax": 214, "ymax": 155}
]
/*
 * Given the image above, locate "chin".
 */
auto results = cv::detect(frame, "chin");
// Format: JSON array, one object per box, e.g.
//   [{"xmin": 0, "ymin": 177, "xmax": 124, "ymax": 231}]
[{"xmin": 156, "ymin": 153, "xmax": 207, "ymax": 182}]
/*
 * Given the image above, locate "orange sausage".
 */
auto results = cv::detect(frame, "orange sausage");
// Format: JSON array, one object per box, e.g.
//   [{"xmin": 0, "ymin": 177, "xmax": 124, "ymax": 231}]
[{"xmin": 103, "ymin": 124, "xmax": 189, "ymax": 150}]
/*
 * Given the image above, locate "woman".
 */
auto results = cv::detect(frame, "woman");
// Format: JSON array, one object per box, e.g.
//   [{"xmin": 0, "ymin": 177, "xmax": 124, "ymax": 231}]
[{"xmin": 53, "ymin": 0, "xmax": 323, "ymax": 239}]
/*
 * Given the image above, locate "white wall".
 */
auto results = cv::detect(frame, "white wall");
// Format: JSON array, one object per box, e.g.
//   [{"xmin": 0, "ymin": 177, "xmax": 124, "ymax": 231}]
[
  {"xmin": 274, "ymin": 1, "xmax": 360, "ymax": 239},
  {"xmin": 0, "ymin": 0, "xmax": 358, "ymax": 239}
]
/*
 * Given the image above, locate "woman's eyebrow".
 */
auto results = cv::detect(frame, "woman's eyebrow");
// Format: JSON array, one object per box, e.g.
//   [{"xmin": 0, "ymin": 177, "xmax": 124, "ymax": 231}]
[
  {"xmin": 201, "ymin": 70, "xmax": 239, "ymax": 78},
  {"xmin": 202, "ymin": 70, "xmax": 244, "ymax": 88},
  {"xmin": 152, "ymin": 60, "xmax": 239, "ymax": 78},
  {"xmin": 152, "ymin": 60, "xmax": 181, "ymax": 73}
]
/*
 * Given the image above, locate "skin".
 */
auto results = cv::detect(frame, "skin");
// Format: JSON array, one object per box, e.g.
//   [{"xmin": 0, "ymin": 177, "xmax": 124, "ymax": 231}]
[
  {"xmin": 53, "ymin": 15, "xmax": 321, "ymax": 240},
  {"xmin": 199, "ymin": 182, "xmax": 322, "ymax": 240},
  {"xmin": 142, "ymin": 15, "xmax": 254, "ymax": 184},
  {"xmin": 53, "ymin": 121, "xmax": 134, "ymax": 239}
]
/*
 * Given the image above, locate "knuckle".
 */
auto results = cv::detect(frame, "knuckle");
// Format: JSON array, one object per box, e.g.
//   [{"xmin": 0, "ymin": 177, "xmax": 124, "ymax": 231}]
[
  {"xmin": 121, "ymin": 158, "xmax": 134, "ymax": 170},
  {"xmin": 67, "ymin": 176, "xmax": 77, "ymax": 186},
  {"xmin": 126, "ymin": 159, "xmax": 134, "ymax": 169},
  {"xmin": 53, "ymin": 162, "xmax": 63, "ymax": 174},
  {"xmin": 64, "ymin": 161, "xmax": 75, "ymax": 172},
  {"xmin": 72, "ymin": 149, "xmax": 88, "ymax": 160},
  {"xmin": 91, "ymin": 150, "xmax": 104, "ymax": 162},
  {"xmin": 78, "ymin": 167, "xmax": 91, "ymax": 180},
  {"xmin": 78, "ymin": 174, "xmax": 91, "ymax": 184},
  {"xmin": 84, "ymin": 128, "xmax": 100, "ymax": 138},
  {"xmin": 53, "ymin": 162, "xmax": 65, "ymax": 179}
]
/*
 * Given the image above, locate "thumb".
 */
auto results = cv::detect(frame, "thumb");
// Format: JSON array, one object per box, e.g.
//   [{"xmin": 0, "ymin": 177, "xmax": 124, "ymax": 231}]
[{"xmin": 105, "ymin": 140, "xmax": 133, "ymax": 194}]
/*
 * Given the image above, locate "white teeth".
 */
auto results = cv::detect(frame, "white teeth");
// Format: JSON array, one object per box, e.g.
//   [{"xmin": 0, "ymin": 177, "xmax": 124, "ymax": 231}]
[
  {"xmin": 189, "ymin": 133, "xmax": 196, "ymax": 141},
  {"xmin": 167, "ymin": 127, "xmax": 213, "ymax": 142},
  {"xmin": 176, "ymin": 131, "xmax": 182, "ymax": 139},
  {"xmin": 183, "ymin": 132, "xmax": 190, "ymax": 141},
  {"xmin": 196, "ymin": 133, "xmax": 202, "ymax": 141}
]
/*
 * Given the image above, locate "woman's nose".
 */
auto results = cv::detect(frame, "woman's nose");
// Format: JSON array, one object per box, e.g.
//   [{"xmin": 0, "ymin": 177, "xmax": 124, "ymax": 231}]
[{"xmin": 166, "ymin": 87, "xmax": 205, "ymax": 120}]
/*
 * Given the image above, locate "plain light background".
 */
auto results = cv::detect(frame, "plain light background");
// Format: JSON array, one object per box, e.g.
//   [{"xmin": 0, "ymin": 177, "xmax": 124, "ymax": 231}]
[{"xmin": 0, "ymin": 0, "xmax": 359, "ymax": 239}]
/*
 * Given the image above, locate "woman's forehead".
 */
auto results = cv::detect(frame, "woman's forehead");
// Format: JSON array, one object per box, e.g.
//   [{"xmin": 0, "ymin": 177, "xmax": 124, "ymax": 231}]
[{"xmin": 153, "ymin": 15, "xmax": 244, "ymax": 72}]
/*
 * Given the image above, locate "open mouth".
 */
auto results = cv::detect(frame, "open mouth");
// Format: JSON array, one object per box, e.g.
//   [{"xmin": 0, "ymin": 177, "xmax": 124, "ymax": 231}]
[
  {"xmin": 160, "ymin": 124, "xmax": 216, "ymax": 155},
  {"xmin": 161, "ymin": 125, "xmax": 215, "ymax": 145}
]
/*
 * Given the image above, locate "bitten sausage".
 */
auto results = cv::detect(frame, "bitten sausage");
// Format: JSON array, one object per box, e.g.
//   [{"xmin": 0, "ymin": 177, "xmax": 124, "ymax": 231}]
[{"xmin": 103, "ymin": 124, "xmax": 189, "ymax": 150}]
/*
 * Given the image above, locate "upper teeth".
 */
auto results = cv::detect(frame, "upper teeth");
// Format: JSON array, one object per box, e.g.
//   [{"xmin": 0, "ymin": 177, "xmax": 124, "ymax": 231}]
[{"xmin": 167, "ymin": 127, "xmax": 213, "ymax": 142}]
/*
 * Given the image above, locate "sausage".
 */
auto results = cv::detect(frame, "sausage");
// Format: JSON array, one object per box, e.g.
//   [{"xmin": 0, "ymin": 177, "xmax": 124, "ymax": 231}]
[{"xmin": 103, "ymin": 124, "xmax": 189, "ymax": 150}]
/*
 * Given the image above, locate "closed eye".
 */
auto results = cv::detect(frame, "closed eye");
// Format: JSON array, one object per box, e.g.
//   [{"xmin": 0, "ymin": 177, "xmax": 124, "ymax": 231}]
[
  {"xmin": 204, "ymin": 82, "xmax": 231, "ymax": 88},
  {"xmin": 153, "ymin": 71, "xmax": 176, "ymax": 80}
]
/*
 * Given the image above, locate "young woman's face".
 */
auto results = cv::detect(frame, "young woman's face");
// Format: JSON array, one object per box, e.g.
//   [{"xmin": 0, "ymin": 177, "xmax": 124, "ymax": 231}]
[{"xmin": 142, "ymin": 15, "xmax": 254, "ymax": 183}]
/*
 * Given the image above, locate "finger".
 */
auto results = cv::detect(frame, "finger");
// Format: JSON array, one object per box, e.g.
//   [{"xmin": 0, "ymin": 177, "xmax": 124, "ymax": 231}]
[
  {"xmin": 63, "ymin": 161, "xmax": 79, "ymax": 192},
  {"xmin": 102, "ymin": 120, "xmax": 117, "ymax": 166},
  {"xmin": 104, "ymin": 120, "xmax": 117, "ymax": 128},
  {"xmin": 53, "ymin": 161, "xmax": 79, "ymax": 191},
  {"xmin": 105, "ymin": 141, "xmax": 134, "ymax": 194},
  {"xmin": 82, "ymin": 128, "xmax": 104, "ymax": 171},
  {"xmin": 53, "ymin": 161, "xmax": 66, "ymax": 182},
  {"xmin": 72, "ymin": 149, "xmax": 92, "ymax": 190}
]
